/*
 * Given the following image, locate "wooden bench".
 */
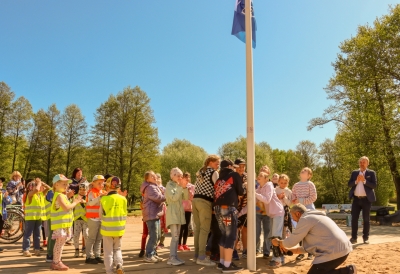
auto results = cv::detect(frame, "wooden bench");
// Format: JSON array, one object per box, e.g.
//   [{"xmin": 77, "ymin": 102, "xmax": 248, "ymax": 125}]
[
  {"xmin": 127, "ymin": 207, "xmax": 141, "ymax": 213},
  {"xmin": 322, "ymin": 204, "xmax": 352, "ymax": 214}
]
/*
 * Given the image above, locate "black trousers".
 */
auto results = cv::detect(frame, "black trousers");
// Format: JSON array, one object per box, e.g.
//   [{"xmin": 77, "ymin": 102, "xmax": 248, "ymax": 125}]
[
  {"xmin": 178, "ymin": 211, "xmax": 192, "ymax": 245},
  {"xmin": 308, "ymin": 254, "xmax": 350, "ymax": 274},
  {"xmin": 351, "ymin": 196, "xmax": 371, "ymax": 240}
]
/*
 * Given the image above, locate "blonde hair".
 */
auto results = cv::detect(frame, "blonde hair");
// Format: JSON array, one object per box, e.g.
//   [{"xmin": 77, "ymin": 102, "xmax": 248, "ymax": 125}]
[
  {"xmin": 359, "ymin": 156, "xmax": 369, "ymax": 164},
  {"xmin": 279, "ymin": 174, "xmax": 290, "ymax": 183},
  {"xmin": 201, "ymin": 154, "xmax": 220, "ymax": 172},
  {"xmin": 259, "ymin": 165, "xmax": 270, "ymax": 174},
  {"xmin": 10, "ymin": 171, "xmax": 22, "ymax": 180},
  {"xmin": 259, "ymin": 172, "xmax": 269, "ymax": 179},
  {"xmin": 302, "ymin": 167, "xmax": 313, "ymax": 179}
]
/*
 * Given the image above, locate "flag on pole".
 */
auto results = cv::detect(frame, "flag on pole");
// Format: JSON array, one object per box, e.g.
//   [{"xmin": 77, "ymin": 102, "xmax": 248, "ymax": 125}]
[{"xmin": 231, "ymin": 0, "xmax": 257, "ymax": 48}]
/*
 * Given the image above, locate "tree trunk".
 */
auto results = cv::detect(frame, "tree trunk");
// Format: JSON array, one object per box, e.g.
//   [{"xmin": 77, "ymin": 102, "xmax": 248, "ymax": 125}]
[{"xmin": 11, "ymin": 127, "xmax": 20, "ymax": 172}]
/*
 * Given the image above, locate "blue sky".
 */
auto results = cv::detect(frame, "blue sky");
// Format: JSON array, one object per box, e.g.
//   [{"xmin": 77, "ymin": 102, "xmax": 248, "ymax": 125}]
[{"xmin": 1, "ymin": 1, "xmax": 397, "ymax": 154}]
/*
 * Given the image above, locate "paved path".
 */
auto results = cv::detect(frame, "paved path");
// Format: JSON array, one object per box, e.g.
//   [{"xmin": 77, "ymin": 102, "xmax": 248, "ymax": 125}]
[{"xmin": 0, "ymin": 219, "xmax": 399, "ymax": 274}]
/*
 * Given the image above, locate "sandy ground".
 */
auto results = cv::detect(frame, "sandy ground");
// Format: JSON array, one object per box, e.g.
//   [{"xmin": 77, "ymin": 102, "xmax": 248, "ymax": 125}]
[{"xmin": 0, "ymin": 216, "xmax": 399, "ymax": 274}]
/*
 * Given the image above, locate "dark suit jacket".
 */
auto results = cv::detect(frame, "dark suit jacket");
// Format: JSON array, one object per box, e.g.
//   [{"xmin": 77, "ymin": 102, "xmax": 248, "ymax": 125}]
[{"xmin": 348, "ymin": 169, "xmax": 377, "ymax": 203}]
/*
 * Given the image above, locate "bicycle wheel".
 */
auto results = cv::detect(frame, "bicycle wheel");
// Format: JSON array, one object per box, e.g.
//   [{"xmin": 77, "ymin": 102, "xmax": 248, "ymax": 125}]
[{"xmin": 0, "ymin": 210, "xmax": 25, "ymax": 244}]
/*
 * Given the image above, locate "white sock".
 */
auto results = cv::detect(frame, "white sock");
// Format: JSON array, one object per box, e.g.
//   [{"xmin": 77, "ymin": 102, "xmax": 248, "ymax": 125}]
[
  {"xmin": 220, "ymin": 259, "xmax": 224, "ymax": 264},
  {"xmin": 224, "ymin": 261, "xmax": 231, "ymax": 268}
]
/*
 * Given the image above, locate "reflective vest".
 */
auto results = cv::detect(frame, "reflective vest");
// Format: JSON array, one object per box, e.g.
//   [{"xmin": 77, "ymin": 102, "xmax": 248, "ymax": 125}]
[
  {"xmin": 51, "ymin": 192, "xmax": 73, "ymax": 230},
  {"xmin": 86, "ymin": 188, "xmax": 104, "ymax": 219},
  {"xmin": 44, "ymin": 197, "xmax": 51, "ymax": 220},
  {"xmin": 73, "ymin": 194, "xmax": 87, "ymax": 221},
  {"xmin": 0, "ymin": 190, "xmax": 3, "ymax": 214},
  {"xmin": 100, "ymin": 193, "xmax": 127, "ymax": 237},
  {"xmin": 25, "ymin": 193, "xmax": 46, "ymax": 221}
]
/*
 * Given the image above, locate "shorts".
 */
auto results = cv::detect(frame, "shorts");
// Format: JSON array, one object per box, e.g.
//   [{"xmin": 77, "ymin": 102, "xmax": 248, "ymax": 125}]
[{"xmin": 214, "ymin": 205, "xmax": 238, "ymax": 249}]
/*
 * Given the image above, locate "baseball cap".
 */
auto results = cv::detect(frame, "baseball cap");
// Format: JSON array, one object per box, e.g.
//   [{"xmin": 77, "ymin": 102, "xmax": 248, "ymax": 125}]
[
  {"xmin": 220, "ymin": 159, "xmax": 234, "ymax": 169},
  {"xmin": 234, "ymin": 158, "xmax": 246, "ymax": 167},
  {"xmin": 92, "ymin": 175, "xmax": 105, "ymax": 183},
  {"xmin": 79, "ymin": 183, "xmax": 89, "ymax": 190},
  {"xmin": 106, "ymin": 176, "xmax": 121, "ymax": 189},
  {"xmin": 52, "ymin": 174, "xmax": 72, "ymax": 184}
]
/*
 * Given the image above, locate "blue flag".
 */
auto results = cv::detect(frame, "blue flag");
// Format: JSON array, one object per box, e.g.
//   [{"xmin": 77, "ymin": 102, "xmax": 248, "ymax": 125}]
[{"xmin": 231, "ymin": 0, "xmax": 257, "ymax": 49}]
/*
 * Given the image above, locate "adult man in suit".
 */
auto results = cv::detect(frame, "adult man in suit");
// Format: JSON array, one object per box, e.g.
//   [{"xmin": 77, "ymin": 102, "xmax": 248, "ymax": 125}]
[{"xmin": 348, "ymin": 156, "xmax": 377, "ymax": 244}]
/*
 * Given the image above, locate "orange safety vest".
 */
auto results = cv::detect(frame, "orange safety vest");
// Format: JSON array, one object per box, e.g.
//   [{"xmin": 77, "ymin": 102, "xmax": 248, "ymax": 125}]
[{"xmin": 85, "ymin": 188, "xmax": 105, "ymax": 218}]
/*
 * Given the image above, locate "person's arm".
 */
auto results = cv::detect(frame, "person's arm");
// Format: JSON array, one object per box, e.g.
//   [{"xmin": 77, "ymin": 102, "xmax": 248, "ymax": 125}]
[
  {"xmin": 233, "ymin": 173, "xmax": 244, "ymax": 197},
  {"xmin": 282, "ymin": 189, "xmax": 292, "ymax": 206},
  {"xmin": 302, "ymin": 182, "xmax": 317, "ymax": 205},
  {"xmin": 348, "ymin": 171, "xmax": 357, "ymax": 187},
  {"xmin": 364, "ymin": 171, "xmax": 377, "ymax": 190},
  {"xmin": 272, "ymin": 238, "xmax": 306, "ymax": 254},
  {"xmin": 99, "ymin": 201, "xmax": 103, "ymax": 219},
  {"xmin": 282, "ymin": 218, "xmax": 312, "ymax": 248},
  {"xmin": 166, "ymin": 182, "xmax": 184, "ymax": 202},
  {"xmin": 182, "ymin": 187, "xmax": 189, "ymax": 201},
  {"xmin": 58, "ymin": 194, "xmax": 82, "ymax": 211},
  {"xmin": 255, "ymin": 183, "xmax": 273, "ymax": 204},
  {"xmin": 147, "ymin": 185, "xmax": 166, "ymax": 204},
  {"xmin": 87, "ymin": 191, "xmax": 102, "ymax": 206},
  {"xmin": 291, "ymin": 184, "xmax": 298, "ymax": 202}
]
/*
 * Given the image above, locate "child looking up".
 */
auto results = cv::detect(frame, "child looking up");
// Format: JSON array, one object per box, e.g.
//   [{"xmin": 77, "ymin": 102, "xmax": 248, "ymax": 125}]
[
  {"xmin": 275, "ymin": 174, "xmax": 292, "ymax": 238},
  {"xmin": 73, "ymin": 183, "xmax": 89, "ymax": 257}
]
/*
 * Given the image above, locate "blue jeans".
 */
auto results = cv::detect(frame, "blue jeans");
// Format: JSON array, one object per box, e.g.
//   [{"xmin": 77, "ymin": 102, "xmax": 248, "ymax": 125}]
[
  {"xmin": 269, "ymin": 215, "xmax": 284, "ymax": 263},
  {"xmin": 169, "ymin": 224, "xmax": 181, "ymax": 258},
  {"xmin": 256, "ymin": 214, "xmax": 271, "ymax": 255},
  {"xmin": 23, "ymin": 219, "xmax": 42, "ymax": 251},
  {"xmin": 214, "ymin": 205, "xmax": 238, "ymax": 249},
  {"xmin": 145, "ymin": 219, "xmax": 160, "ymax": 257}
]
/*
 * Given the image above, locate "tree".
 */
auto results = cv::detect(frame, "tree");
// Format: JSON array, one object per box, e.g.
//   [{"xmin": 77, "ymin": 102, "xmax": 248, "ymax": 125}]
[
  {"xmin": 295, "ymin": 140, "xmax": 319, "ymax": 170},
  {"xmin": 8, "ymin": 96, "xmax": 33, "ymax": 172},
  {"xmin": 60, "ymin": 104, "xmax": 88, "ymax": 176},
  {"xmin": 160, "ymin": 139, "xmax": 208, "ymax": 184},
  {"xmin": 0, "ymin": 82, "xmax": 15, "ymax": 173}
]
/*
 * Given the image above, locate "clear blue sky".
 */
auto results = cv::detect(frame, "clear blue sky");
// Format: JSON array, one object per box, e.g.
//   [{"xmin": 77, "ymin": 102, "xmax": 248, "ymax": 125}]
[{"xmin": 1, "ymin": 1, "xmax": 397, "ymax": 154}]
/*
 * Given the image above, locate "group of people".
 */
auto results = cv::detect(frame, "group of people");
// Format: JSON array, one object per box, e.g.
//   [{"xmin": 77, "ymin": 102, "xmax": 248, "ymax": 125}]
[
  {"xmin": 0, "ymin": 154, "xmax": 376, "ymax": 274},
  {"xmin": 140, "ymin": 154, "xmax": 374, "ymax": 274},
  {"xmin": 0, "ymin": 168, "xmax": 128, "ymax": 274}
]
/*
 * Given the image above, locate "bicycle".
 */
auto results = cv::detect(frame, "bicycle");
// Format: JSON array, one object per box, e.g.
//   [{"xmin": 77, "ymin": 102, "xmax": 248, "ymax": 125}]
[{"xmin": 0, "ymin": 204, "xmax": 25, "ymax": 244}]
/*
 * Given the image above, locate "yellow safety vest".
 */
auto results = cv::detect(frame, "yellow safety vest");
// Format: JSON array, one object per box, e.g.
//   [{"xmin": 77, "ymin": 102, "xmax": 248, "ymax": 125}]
[
  {"xmin": 44, "ymin": 197, "xmax": 51, "ymax": 220},
  {"xmin": 100, "ymin": 193, "xmax": 127, "ymax": 237},
  {"xmin": 25, "ymin": 193, "xmax": 46, "ymax": 221},
  {"xmin": 51, "ymin": 192, "xmax": 73, "ymax": 230},
  {"xmin": 73, "ymin": 194, "xmax": 87, "ymax": 222},
  {"xmin": 0, "ymin": 190, "xmax": 3, "ymax": 214}
]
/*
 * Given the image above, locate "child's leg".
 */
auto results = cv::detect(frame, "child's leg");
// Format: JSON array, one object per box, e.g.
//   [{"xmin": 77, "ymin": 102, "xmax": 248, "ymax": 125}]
[
  {"xmin": 33, "ymin": 220, "xmax": 42, "ymax": 250},
  {"xmin": 47, "ymin": 219, "xmax": 55, "ymax": 257},
  {"xmin": 93, "ymin": 221, "xmax": 103, "ymax": 258},
  {"xmin": 103, "ymin": 236, "xmax": 113, "ymax": 274},
  {"xmin": 82, "ymin": 221, "xmax": 89, "ymax": 246},
  {"xmin": 73, "ymin": 220, "xmax": 82, "ymax": 249},
  {"xmin": 113, "ymin": 236, "xmax": 123, "ymax": 266},
  {"xmin": 182, "ymin": 211, "xmax": 191, "ymax": 245},
  {"xmin": 270, "ymin": 216, "xmax": 284, "ymax": 263},
  {"xmin": 141, "ymin": 221, "xmax": 148, "ymax": 250},
  {"xmin": 53, "ymin": 236, "xmax": 67, "ymax": 264},
  {"xmin": 22, "ymin": 220, "xmax": 34, "ymax": 251},
  {"xmin": 169, "ymin": 224, "xmax": 180, "ymax": 258}
]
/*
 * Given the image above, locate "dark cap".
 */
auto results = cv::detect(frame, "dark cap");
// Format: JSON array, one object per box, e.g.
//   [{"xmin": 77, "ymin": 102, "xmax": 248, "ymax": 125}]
[
  {"xmin": 220, "ymin": 159, "xmax": 234, "ymax": 169},
  {"xmin": 234, "ymin": 158, "xmax": 246, "ymax": 167}
]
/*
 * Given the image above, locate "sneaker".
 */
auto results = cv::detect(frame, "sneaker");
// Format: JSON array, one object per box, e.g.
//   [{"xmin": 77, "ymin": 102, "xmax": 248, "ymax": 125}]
[
  {"xmin": 269, "ymin": 260, "xmax": 281, "ymax": 268},
  {"xmin": 210, "ymin": 253, "xmax": 220, "ymax": 263},
  {"xmin": 350, "ymin": 238, "xmax": 357, "ymax": 244},
  {"xmin": 281, "ymin": 257, "xmax": 286, "ymax": 265},
  {"xmin": 153, "ymin": 255, "xmax": 164, "ymax": 262},
  {"xmin": 34, "ymin": 249, "xmax": 41, "ymax": 256},
  {"xmin": 116, "ymin": 263, "xmax": 125, "ymax": 274},
  {"xmin": 45, "ymin": 255, "xmax": 53, "ymax": 263},
  {"xmin": 85, "ymin": 257, "xmax": 99, "ymax": 264},
  {"xmin": 196, "ymin": 257, "xmax": 215, "ymax": 266},
  {"xmin": 74, "ymin": 249, "xmax": 80, "ymax": 258},
  {"xmin": 157, "ymin": 243, "xmax": 164, "ymax": 249},
  {"xmin": 23, "ymin": 251, "xmax": 32, "ymax": 257},
  {"xmin": 39, "ymin": 247, "xmax": 44, "ymax": 251},
  {"xmin": 348, "ymin": 264, "xmax": 357, "ymax": 274},
  {"xmin": 232, "ymin": 250, "xmax": 240, "ymax": 261},
  {"xmin": 138, "ymin": 249, "xmax": 145, "ymax": 258},
  {"xmin": 296, "ymin": 254, "xmax": 305, "ymax": 260},
  {"xmin": 178, "ymin": 245, "xmax": 184, "ymax": 251},
  {"xmin": 307, "ymin": 254, "xmax": 314, "ymax": 260},
  {"xmin": 167, "ymin": 257, "xmax": 184, "ymax": 266},
  {"xmin": 182, "ymin": 244, "xmax": 191, "ymax": 251},
  {"xmin": 242, "ymin": 250, "xmax": 247, "ymax": 259},
  {"xmin": 263, "ymin": 253, "xmax": 270, "ymax": 259},
  {"xmin": 176, "ymin": 257, "xmax": 185, "ymax": 264},
  {"xmin": 51, "ymin": 261, "xmax": 69, "ymax": 271},
  {"xmin": 144, "ymin": 256, "xmax": 158, "ymax": 263},
  {"xmin": 95, "ymin": 257, "xmax": 104, "ymax": 263},
  {"xmin": 222, "ymin": 262, "xmax": 244, "ymax": 273},
  {"xmin": 43, "ymin": 240, "xmax": 47, "ymax": 247},
  {"xmin": 363, "ymin": 239, "xmax": 369, "ymax": 244},
  {"xmin": 217, "ymin": 263, "xmax": 224, "ymax": 270},
  {"xmin": 65, "ymin": 240, "xmax": 72, "ymax": 246}
]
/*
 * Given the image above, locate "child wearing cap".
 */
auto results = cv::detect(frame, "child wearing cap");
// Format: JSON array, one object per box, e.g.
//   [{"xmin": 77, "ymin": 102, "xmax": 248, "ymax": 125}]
[
  {"xmin": 22, "ymin": 178, "xmax": 51, "ymax": 257},
  {"xmin": 85, "ymin": 175, "xmax": 107, "ymax": 264},
  {"xmin": 73, "ymin": 183, "xmax": 89, "ymax": 257},
  {"xmin": 100, "ymin": 176, "xmax": 127, "ymax": 274},
  {"xmin": 165, "ymin": 167, "xmax": 189, "ymax": 266},
  {"xmin": 50, "ymin": 174, "xmax": 83, "ymax": 271}
]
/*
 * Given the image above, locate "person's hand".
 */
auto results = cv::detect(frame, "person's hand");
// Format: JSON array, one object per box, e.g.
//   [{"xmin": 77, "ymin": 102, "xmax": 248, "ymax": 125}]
[
  {"xmin": 278, "ymin": 193, "xmax": 285, "ymax": 199},
  {"xmin": 4, "ymin": 191, "xmax": 8, "ymax": 198},
  {"xmin": 67, "ymin": 190, "xmax": 75, "ymax": 198},
  {"xmin": 74, "ymin": 195, "xmax": 83, "ymax": 204},
  {"xmin": 292, "ymin": 199, "xmax": 298, "ymax": 204},
  {"xmin": 180, "ymin": 179, "xmax": 188, "ymax": 189},
  {"xmin": 272, "ymin": 238, "xmax": 280, "ymax": 246}
]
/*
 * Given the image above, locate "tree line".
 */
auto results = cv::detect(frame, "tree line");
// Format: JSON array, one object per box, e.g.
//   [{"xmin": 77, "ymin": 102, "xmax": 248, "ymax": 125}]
[{"xmin": 1, "ymin": 5, "xmax": 400, "ymax": 208}]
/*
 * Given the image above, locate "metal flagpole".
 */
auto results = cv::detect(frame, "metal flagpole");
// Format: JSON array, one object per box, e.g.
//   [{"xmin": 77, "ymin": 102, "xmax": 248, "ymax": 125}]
[{"xmin": 244, "ymin": 0, "xmax": 256, "ymax": 271}]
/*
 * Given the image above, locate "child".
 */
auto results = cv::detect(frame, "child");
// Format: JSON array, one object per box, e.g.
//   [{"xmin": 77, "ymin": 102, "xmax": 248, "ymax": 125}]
[
  {"xmin": 275, "ymin": 174, "xmax": 292, "ymax": 238},
  {"xmin": 73, "ymin": 184, "xmax": 89, "ymax": 257},
  {"xmin": 6, "ymin": 171, "xmax": 24, "ymax": 205},
  {"xmin": 51, "ymin": 174, "xmax": 82, "ymax": 270},
  {"xmin": 178, "ymin": 172, "xmax": 195, "ymax": 251},
  {"xmin": 165, "ymin": 167, "xmax": 188, "ymax": 266},
  {"xmin": 156, "ymin": 173, "xmax": 167, "ymax": 249},
  {"xmin": 141, "ymin": 171, "xmax": 166, "ymax": 263},
  {"xmin": 100, "ymin": 176, "xmax": 127, "ymax": 274},
  {"xmin": 0, "ymin": 177, "xmax": 12, "ymax": 253},
  {"xmin": 291, "ymin": 167, "xmax": 317, "ymax": 261},
  {"xmin": 255, "ymin": 172, "xmax": 285, "ymax": 268},
  {"xmin": 85, "ymin": 175, "xmax": 107, "ymax": 264},
  {"xmin": 22, "ymin": 178, "xmax": 51, "ymax": 257},
  {"xmin": 45, "ymin": 188, "xmax": 56, "ymax": 263}
]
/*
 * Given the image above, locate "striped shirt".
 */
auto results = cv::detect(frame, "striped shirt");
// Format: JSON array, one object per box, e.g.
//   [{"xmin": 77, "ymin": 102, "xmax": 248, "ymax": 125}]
[{"xmin": 291, "ymin": 181, "xmax": 317, "ymax": 207}]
